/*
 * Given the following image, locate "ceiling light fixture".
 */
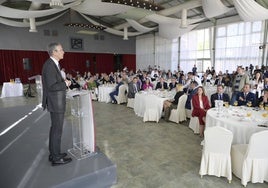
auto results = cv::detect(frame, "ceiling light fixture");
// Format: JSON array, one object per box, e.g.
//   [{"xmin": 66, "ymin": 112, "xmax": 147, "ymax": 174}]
[
  {"xmin": 64, "ymin": 23, "xmax": 106, "ymax": 30},
  {"xmin": 50, "ymin": 0, "xmax": 64, "ymax": 9},
  {"xmin": 101, "ymin": 0, "xmax": 164, "ymax": 11}
]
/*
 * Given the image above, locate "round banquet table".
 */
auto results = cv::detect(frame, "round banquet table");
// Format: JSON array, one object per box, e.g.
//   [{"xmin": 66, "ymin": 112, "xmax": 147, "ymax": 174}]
[
  {"xmin": 98, "ymin": 84, "xmax": 115, "ymax": 103},
  {"xmin": 134, "ymin": 90, "xmax": 174, "ymax": 122},
  {"xmin": 206, "ymin": 107, "xmax": 268, "ymax": 144}
]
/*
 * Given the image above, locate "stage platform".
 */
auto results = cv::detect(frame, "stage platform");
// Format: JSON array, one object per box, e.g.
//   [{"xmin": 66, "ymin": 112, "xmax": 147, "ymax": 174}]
[{"xmin": 0, "ymin": 105, "xmax": 117, "ymax": 188}]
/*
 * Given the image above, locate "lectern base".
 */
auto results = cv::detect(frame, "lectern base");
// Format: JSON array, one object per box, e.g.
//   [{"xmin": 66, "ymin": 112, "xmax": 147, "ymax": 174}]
[{"xmin": 68, "ymin": 144, "xmax": 98, "ymax": 160}]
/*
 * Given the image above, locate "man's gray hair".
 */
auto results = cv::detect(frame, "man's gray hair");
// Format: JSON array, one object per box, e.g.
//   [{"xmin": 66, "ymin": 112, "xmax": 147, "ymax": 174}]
[{"xmin": 47, "ymin": 42, "xmax": 61, "ymax": 56}]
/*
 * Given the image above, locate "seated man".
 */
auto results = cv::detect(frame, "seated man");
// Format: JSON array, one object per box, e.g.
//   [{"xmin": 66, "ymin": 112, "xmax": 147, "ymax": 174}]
[
  {"xmin": 109, "ymin": 76, "xmax": 123, "ymax": 104},
  {"xmin": 185, "ymin": 81, "xmax": 199, "ymax": 111},
  {"xmin": 163, "ymin": 84, "xmax": 185, "ymax": 121},
  {"xmin": 155, "ymin": 77, "xmax": 168, "ymax": 90},
  {"xmin": 128, "ymin": 77, "xmax": 140, "ymax": 98},
  {"xmin": 257, "ymin": 89, "xmax": 268, "ymax": 107},
  {"xmin": 66, "ymin": 73, "xmax": 80, "ymax": 90},
  {"xmin": 210, "ymin": 84, "xmax": 230, "ymax": 108},
  {"xmin": 168, "ymin": 77, "xmax": 178, "ymax": 90},
  {"xmin": 236, "ymin": 83, "xmax": 256, "ymax": 107}
]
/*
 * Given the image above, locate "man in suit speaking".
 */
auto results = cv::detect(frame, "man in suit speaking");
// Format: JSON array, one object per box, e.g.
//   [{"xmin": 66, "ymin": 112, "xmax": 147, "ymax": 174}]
[{"xmin": 42, "ymin": 42, "xmax": 72, "ymax": 166}]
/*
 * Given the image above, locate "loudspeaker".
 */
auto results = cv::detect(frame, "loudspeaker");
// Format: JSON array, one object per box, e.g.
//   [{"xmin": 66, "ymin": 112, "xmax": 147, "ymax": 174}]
[
  {"xmin": 86, "ymin": 60, "xmax": 90, "ymax": 68},
  {"xmin": 23, "ymin": 58, "xmax": 32, "ymax": 70}
]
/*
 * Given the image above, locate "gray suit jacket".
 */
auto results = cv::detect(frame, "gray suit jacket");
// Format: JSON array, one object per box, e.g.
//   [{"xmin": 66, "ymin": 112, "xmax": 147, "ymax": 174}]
[
  {"xmin": 42, "ymin": 58, "xmax": 67, "ymax": 113},
  {"xmin": 128, "ymin": 82, "xmax": 139, "ymax": 98}
]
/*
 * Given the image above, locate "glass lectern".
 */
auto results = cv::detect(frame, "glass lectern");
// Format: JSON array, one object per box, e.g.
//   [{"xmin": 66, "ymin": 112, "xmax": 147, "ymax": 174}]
[{"xmin": 67, "ymin": 90, "xmax": 96, "ymax": 160}]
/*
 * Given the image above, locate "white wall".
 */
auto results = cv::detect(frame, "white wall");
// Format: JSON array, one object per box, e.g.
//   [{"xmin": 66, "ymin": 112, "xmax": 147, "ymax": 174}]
[{"xmin": 0, "ymin": 14, "xmax": 135, "ymax": 54}]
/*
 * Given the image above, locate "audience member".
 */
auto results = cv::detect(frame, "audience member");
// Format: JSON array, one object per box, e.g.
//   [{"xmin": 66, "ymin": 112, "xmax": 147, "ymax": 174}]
[
  {"xmin": 210, "ymin": 85, "xmax": 230, "ymax": 108},
  {"xmin": 109, "ymin": 76, "xmax": 124, "ymax": 104},
  {"xmin": 155, "ymin": 77, "xmax": 168, "ymax": 90},
  {"xmin": 142, "ymin": 78, "xmax": 153, "ymax": 91},
  {"xmin": 168, "ymin": 77, "xmax": 178, "ymax": 90},
  {"xmin": 236, "ymin": 83, "xmax": 256, "ymax": 107},
  {"xmin": 163, "ymin": 84, "xmax": 185, "ymax": 121},
  {"xmin": 128, "ymin": 77, "xmax": 140, "ymax": 98},
  {"xmin": 185, "ymin": 81, "xmax": 199, "ymax": 111},
  {"xmin": 258, "ymin": 89, "xmax": 268, "ymax": 107},
  {"xmin": 231, "ymin": 66, "xmax": 250, "ymax": 105},
  {"xmin": 191, "ymin": 86, "xmax": 210, "ymax": 137}
]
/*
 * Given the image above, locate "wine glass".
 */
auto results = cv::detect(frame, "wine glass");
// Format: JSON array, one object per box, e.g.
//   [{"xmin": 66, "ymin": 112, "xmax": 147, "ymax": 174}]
[
  {"xmin": 265, "ymin": 104, "xmax": 268, "ymax": 111},
  {"xmin": 233, "ymin": 100, "xmax": 238, "ymax": 106},
  {"xmin": 247, "ymin": 101, "xmax": 252, "ymax": 107},
  {"xmin": 259, "ymin": 102, "xmax": 264, "ymax": 110},
  {"xmin": 224, "ymin": 102, "xmax": 229, "ymax": 108}
]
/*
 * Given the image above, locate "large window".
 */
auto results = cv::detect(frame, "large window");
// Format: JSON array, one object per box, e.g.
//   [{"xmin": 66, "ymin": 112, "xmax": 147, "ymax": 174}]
[
  {"xmin": 180, "ymin": 28, "xmax": 211, "ymax": 74},
  {"xmin": 215, "ymin": 21, "xmax": 264, "ymax": 72}
]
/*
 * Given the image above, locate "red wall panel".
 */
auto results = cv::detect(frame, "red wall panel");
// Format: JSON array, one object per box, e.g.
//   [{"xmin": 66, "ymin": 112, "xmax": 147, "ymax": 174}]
[{"xmin": 0, "ymin": 50, "xmax": 136, "ymax": 84}]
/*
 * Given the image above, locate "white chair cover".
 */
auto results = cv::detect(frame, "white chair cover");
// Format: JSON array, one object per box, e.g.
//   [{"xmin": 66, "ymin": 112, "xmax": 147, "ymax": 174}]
[
  {"xmin": 189, "ymin": 100, "xmax": 200, "ymax": 133},
  {"xmin": 169, "ymin": 94, "xmax": 187, "ymax": 123},
  {"xmin": 114, "ymin": 84, "xmax": 127, "ymax": 104},
  {"xmin": 231, "ymin": 130, "xmax": 268, "ymax": 186},
  {"xmin": 143, "ymin": 95, "xmax": 162, "ymax": 122},
  {"xmin": 89, "ymin": 89, "xmax": 97, "ymax": 100},
  {"xmin": 189, "ymin": 116, "xmax": 200, "ymax": 134},
  {"xmin": 199, "ymin": 126, "xmax": 233, "ymax": 182},
  {"xmin": 127, "ymin": 98, "xmax": 134, "ymax": 108}
]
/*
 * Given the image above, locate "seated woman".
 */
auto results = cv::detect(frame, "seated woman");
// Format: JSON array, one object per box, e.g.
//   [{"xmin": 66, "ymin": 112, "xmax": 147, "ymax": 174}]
[
  {"xmin": 163, "ymin": 84, "xmax": 185, "ymax": 121},
  {"xmin": 142, "ymin": 78, "xmax": 153, "ymax": 91},
  {"xmin": 86, "ymin": 77, "xmax": 97, "ymax": 90},
  {"xmin": 192, "ymin": 86, "xmax": 210, "ymax": 137}
]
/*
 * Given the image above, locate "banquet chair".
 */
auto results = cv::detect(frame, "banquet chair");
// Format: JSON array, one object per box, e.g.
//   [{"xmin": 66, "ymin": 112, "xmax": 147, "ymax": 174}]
[
  {"xmin": 127, "ymin": 98, "xmax": 134, "ymax": 108},
  {"xmin": 199, "ymin": 126, "xmax": 233, "ymax": 183},
  {"xmin": 114, "ymin": 85, "xmax": 127, "ymax": 104},
  {"xmin": 89, "ymin": 90, "xmax": 97, "ymax": 101},
  {"xmin": 231, "ymin": 130, "xmax": 268, "ymax": 187},
  {"xmin": 189, "ymin": 100, "xmax": 200, "ymax": 134},
  {"xmin": 143, "ymin": 95, "xmax": 161, "ymax": 123},
  {"xmin": 169, "ymin": 94, "xmax": 187, "ymax": 123}
]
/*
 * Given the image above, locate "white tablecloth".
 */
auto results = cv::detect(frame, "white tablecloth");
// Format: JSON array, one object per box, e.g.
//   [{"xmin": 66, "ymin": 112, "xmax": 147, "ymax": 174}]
[
  {"xmin": 1, "ymin": 82, "xmax": 23, "ymax": 98},
  {"xmin": 98, "ymin": 85, "xmax": 115, "ymax": 103},
  {"xmin": 206, "ymin": 107, "xmax": 268, "ymax": 144},
  {"xmin": 134, "ymin": 90, "xmax": 174, "ymax": 122}
]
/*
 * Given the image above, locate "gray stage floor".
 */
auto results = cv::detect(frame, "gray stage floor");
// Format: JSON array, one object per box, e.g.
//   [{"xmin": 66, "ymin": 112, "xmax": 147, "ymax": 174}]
[
  {"xmin": 1, "ymin": 94, "xmax": 268, "ymax": 188},
  {"xmin": 0, "ymin": 105, "xmax": 116, "ymax": 188}
]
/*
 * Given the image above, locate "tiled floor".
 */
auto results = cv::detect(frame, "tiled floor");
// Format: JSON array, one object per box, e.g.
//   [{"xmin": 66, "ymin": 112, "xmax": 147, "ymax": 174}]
[{"xmin": 0, "ymin": 91, "xmax": 267, "ymax": 188}]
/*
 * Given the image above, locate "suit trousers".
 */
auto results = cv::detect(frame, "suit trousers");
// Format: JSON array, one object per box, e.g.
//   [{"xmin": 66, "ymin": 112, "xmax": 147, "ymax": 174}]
[{"xmin": 49, "ymin": 112, "xmax": 65, "ymax": 160}]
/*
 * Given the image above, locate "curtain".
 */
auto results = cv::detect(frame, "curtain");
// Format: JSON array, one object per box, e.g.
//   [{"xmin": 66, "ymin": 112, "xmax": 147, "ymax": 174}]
[
  {"xmin": 215, "ymin": 21, "xmax": 264, "ymax": 72},
  {"xmin": 0, "ymin": 50, "xmax": 135, "ymax": 84}
]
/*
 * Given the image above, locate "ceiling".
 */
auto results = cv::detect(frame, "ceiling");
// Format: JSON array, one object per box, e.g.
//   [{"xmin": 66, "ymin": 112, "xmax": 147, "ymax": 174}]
[{"xmin": 0, "ymin": 0, "xmax": 267, "ymax": 39}]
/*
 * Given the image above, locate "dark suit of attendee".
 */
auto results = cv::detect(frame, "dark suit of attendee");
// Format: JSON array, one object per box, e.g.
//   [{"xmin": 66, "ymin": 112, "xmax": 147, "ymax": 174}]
[
  {"xmin": 109, "ymin": 77, "xmax": 123, "ymax": 103},
  {"xmin": 168, "ymin": 80, "xmax": 178, "ymax": 90},
  {"xmin": 42, "ymin": 42, "xmax": 72, "ymax": 166},
  {"xmin": 185, "ymin": 81, "xmax": 198, "ymax": 110},
  {"xmin": 67, "ymin": 75, "xmax": 80, "ymax": 90},
  {"xmin": 128, "ymin": 77, "xmax": 140, "ymax": 98},
  {"xmin": 236, "ymin": 91, "xmax": 256, "ymax": 107},
  {"xmin": 236, "ymin": 84, "xmax": 256, "ymax": 107},
  {"xmin": 210, "ymin": 85, "xmax": 230, "ymax": 108},
  {"xmin": 155, "ymin": 78, "xmax": 168, "ymax": 90},
  {"xmin": 258, "ymin": 88, "xmax": 268, "ymax": 107}
]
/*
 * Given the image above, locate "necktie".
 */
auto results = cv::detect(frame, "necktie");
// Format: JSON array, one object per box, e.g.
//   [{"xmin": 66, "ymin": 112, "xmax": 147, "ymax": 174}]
[
  {"xmin": 244, "ymin": 93, "xmax": 247, "ymax": 99},
  {"xmin": 58, "ymin": 63, "xmax": 61, "ymax": 70},
  {"xmin": 134, "ymin": 84, "xmax": 137, "ymax": 93},
  {"xmin": 219, "ymin": 94, "xmax": 222, "ymax": 100}
]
